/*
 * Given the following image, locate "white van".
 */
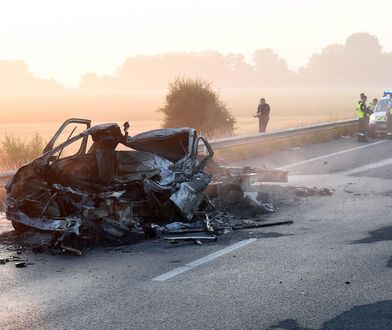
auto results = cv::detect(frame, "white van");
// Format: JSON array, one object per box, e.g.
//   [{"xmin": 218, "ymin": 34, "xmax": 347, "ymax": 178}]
[{"xmin": 368, "ymin": 90, "xmax": 392, "ymax": 137}]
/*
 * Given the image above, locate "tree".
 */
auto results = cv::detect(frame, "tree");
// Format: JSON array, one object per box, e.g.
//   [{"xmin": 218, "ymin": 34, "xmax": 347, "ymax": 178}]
[
  {"xmin": 298, "ymin": 32, "xmax": 387, "ymax": 86},
  {"xmin": 252, "ymin": 48, "xmax": 295, "ymax": 85},
  {"xmin": 159, "ymin": 77, "xmax": 236, "ymax": 138}
]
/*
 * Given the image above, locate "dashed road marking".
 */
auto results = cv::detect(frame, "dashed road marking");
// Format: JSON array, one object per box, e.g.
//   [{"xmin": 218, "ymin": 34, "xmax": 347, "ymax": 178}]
[
  {"xmin": 152, "ymin": 238, "xmax": 257, "ymax": 282},
  {"xmin": 279, "ymin": 140, "xmax": 389, "ymax": 170},
  {"xmin": 338, "ymin": 156, "xmax": 392, "ymax": 176}
]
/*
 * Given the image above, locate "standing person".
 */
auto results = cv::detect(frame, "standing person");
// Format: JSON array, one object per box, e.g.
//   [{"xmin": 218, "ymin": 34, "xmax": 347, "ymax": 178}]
[
  {"xmin": 357, "ymin": 93, "xmax": 371, "ymax": 142},
  {"xmin": 367, "ymin": 98, "xmax": 378, "ymax": 112},
  {"xmin": 255, "ymin": 98, "xmax": 270, "ymax": 133}
]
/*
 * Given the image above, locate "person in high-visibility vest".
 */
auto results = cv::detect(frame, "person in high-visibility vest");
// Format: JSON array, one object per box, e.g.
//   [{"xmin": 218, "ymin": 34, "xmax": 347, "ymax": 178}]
[{"xmin": 357, "ymin": 93, "xmax": 371, "ymax": 142}]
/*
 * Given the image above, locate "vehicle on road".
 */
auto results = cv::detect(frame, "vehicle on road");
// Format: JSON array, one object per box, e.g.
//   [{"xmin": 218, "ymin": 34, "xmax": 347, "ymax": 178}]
[
  {"xmin": 5, "ymin": 118, "xmax": 214, "ymax": 244},
  {"xmin": 368, "ymin": 90, "xmax": 392, "ymax": 137},
  {"xmin": 4, "ymin": 118, "xmax": 288, "ymax": 255}
]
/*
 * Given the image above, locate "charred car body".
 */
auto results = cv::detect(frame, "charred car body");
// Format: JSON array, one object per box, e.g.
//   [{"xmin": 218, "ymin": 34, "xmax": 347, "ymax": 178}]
[{"xmin": 5, "ymin": 119, "xmax": 214, "ymax": 246}]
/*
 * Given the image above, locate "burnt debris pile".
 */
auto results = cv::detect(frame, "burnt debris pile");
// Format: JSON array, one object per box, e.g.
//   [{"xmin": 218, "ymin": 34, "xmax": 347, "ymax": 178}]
[{"xmin": 4, "ymin": 119, "xmax": 293, "ymax": 254}]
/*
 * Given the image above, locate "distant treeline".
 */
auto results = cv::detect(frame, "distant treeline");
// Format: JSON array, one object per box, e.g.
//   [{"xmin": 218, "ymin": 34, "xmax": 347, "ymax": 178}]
[{"xmin": 0, "ymin": 32, "xmax": 391, "ymax": 95}]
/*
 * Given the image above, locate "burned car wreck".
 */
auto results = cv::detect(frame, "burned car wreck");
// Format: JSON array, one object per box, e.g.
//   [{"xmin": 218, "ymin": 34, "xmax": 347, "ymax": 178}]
[
  {"xmin": 5, "ymin": 118, "xmax": 290, "ymax": 253},
  {"xmin": 5, "ymin": 118, "xmax": 215, "ymax": 247}
]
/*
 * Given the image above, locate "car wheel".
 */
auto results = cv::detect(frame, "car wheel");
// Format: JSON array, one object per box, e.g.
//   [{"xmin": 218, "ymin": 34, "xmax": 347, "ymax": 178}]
[{"xmin": 12, "ymin": 221, "xmax": 29, "ymax": 233}]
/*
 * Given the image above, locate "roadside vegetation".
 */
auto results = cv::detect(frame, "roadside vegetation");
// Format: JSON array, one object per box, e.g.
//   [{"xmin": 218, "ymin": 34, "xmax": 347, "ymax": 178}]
[
  {"xmin": 0, "ymin": 133, "xmax": 46, "ymax": 171},
  {"xmin": 0, "ymin": 189, "xmax": 5, "ymax": 212},
  {"xmin": 159, "ymin": 77, "xmax": 236, "ymax": 138},
  {"xmin": 0, "ymin": 133, "xmax": 46, "ymax": 211}
]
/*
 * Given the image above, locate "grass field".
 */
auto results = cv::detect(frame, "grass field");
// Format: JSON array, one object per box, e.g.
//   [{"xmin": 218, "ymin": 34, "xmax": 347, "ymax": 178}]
[{"xmin": 1, "ymin": 86, "xmax": 367, "ymax": 123}]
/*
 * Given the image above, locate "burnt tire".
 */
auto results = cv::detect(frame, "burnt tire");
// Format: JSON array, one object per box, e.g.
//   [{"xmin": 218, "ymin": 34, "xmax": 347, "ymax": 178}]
[{"xmin": 12, "ymin": 221, "xmax": 29, "ymax": 233}]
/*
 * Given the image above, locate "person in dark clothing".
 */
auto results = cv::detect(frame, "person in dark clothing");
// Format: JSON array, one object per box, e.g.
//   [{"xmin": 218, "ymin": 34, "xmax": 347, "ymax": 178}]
[
  {"xmin": 357, "ymin": 93, "xmax": 372, "ymax": 142},
  {"xmin": 255, "ymin": 98, "xmax": 270, "ymax": 133}
]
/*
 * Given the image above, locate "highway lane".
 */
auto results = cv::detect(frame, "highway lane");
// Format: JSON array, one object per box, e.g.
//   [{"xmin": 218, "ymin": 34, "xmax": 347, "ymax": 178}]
[
  {"xmin": 1, "ymin": 135, "xmax": 392, "ymax": 329},
  {"xmin": 240, "ymin": 137, "xmax": 392, "ymax": 175}
]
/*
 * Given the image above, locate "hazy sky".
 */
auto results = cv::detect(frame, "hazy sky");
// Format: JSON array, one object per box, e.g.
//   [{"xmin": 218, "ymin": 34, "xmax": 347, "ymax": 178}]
[{"xmin": 1, "ymin": 0, "xmax": 390, "ymax": 86}]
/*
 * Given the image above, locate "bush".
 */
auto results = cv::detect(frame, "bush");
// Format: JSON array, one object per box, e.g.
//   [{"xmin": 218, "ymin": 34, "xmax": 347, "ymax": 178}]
[
  {"xmin": 0, "ymin": 188, "xmax": 5, "ymax": 212},
  {"xmin": 159, "ymin": 77, "xmax": 236, "ymax": 138},
  {"xmin": 0, "ymin": 133, "xmax": 45, "ymax": 170}
]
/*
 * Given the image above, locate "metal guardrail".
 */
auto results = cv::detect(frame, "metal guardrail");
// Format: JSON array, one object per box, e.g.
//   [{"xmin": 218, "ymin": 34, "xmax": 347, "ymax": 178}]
[
  {"xmin": 208, "ymin": 118, "xmax": 357, "ymax": 149},
  {"xmin": 0, "ymin": 170, "xmax": 16, "ymax": 185},
  {"xmin": 0, "ymin": 171, "xmax": 16, "ymax": 179},
  {"xmin": 0, "ymin": 119, "xmax": 357, "ymax": 186}
]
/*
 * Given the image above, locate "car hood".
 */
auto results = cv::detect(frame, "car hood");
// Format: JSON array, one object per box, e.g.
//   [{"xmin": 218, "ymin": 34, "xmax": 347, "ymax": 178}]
[{"xmin": 370, "ymin": 111, "xmax": 387, "ymax": 122}]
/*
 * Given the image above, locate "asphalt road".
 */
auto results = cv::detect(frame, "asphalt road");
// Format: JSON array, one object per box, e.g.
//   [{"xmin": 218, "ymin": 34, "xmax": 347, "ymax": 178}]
[{"xmin": 1, "ymin": 135, "xmax": 392, "ymax": 329}]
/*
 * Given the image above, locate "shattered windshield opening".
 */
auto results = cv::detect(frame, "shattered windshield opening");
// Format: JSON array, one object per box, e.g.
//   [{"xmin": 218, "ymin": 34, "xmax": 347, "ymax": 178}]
[{"xmin": 51, "ymin": 135, "xmax": 86, "ymax": 161}]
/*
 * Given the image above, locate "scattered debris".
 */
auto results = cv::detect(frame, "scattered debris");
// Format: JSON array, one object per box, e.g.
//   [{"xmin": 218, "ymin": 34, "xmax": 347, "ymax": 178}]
[
  {"xmin": 61, "ymin": 245, "xmax": 82, "ymax": 256},
  {"xmin": 32, "ymin": 245, "xmax": 45, "ymax": 253},
  {"xmin": 164, "ymin": 235, "xmax": 217, "ymax": 244},
  {"xmin": 290, "ymin": 186, "xmax": 333, "ymax": 197},
  {"xmin": 0, "ymin": 255, "xmax": 28, "ymax": 265},
  {"xmin": 232, "ymin": 220, "xmax": 293, "ymax": 230},
  {"xmin": 15, "ymin": 262, "xmax": 27, "ymax": 268}
]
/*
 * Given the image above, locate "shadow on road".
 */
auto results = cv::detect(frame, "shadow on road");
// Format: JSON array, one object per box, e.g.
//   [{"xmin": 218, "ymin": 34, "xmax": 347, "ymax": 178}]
[
  {"xmin": 269, "ymin": 318, "xmax": 311, "ymax": 329},
  {"xmin": 387, "ymin": 256, "xmax": 392, "ymax": 268},
  {"xmin": 269, "ymin": 300, "xmax": 392, "ymax": 330},
  {"xmin": 350, "ymin": 226, "xmax": 392, "ymax": 244}
]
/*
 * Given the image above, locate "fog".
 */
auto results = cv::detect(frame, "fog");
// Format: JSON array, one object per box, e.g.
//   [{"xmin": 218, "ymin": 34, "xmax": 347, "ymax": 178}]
[{"xmin": 0, "ymin": 32, "xmax": 388, "ymax": 125}]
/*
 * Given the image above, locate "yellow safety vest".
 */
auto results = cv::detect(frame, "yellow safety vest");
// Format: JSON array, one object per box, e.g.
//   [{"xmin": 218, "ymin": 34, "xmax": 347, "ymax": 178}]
[{"xmin": 357, "ymin": 102, "xmax": 365, "ymax": 119}]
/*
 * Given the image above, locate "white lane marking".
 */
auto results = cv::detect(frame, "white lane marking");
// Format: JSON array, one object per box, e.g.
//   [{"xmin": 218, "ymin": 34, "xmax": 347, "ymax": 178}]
[
  {"xmin": 279, "ymin": 140, "xmax": 389, "ymax": 169},
  {"xmin": 151, "ymin": 238, "xmax": 257, "ymax": 282},
  {"xmin": 338, "ymin": 156, "xmax": 392, "ymax": 176}
]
